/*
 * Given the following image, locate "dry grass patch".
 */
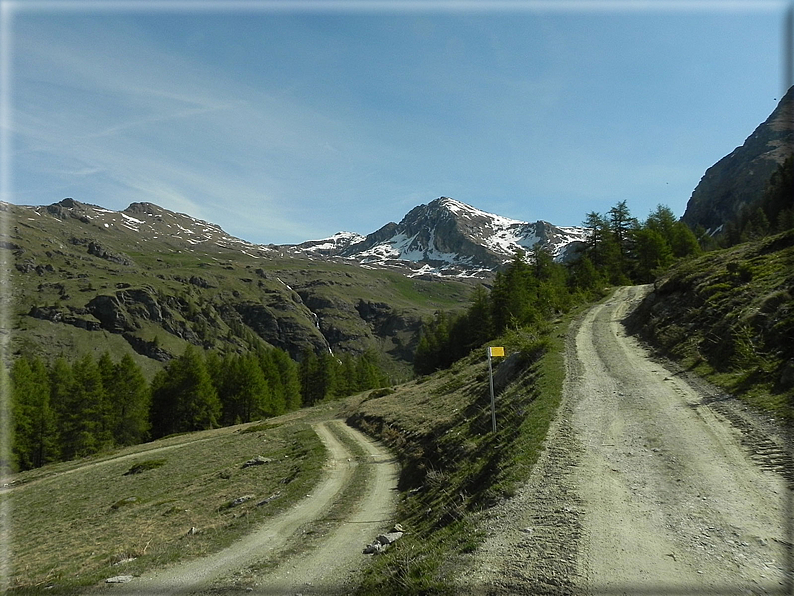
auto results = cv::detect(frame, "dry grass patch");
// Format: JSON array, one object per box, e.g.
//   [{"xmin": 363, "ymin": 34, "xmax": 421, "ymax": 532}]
[{"xmin": 4, "ymin": 414, "xmax": 329, "ymax": 594}]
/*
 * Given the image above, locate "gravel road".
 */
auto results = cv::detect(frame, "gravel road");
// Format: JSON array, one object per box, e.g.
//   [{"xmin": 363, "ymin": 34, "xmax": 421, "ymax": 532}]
[
  {"xmin": 458, "ymin": 285, "xmax": 792, "ymax": 595},
  {"xmin": 91, "ymin": 420, "xmax": 398, "ymax": 595}
]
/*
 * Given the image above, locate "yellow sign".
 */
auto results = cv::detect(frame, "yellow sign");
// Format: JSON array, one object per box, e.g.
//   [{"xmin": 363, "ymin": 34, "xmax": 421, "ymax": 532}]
[{"xmin": 488, "ymin": 346, "xmax": 505, "ymax": 358}]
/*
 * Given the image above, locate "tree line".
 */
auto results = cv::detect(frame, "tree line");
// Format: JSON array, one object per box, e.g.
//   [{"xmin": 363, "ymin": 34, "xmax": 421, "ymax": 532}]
[
  {"xmin": 9, "ymin": 345, "xmax": 388, "ymax": 472},
  {"xmin": 414, "ymin": 202, "xmax": 701, "ymax": 374}
]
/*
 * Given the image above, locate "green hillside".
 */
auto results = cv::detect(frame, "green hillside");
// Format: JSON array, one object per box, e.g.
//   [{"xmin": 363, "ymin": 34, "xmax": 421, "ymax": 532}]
[
  {"xmin": 2, "ymin": 200, "xmax": 476, "ymax": 381},
  {"xmin": 627, "ymin": 228, "xmax": 794, "ymax": 415}
]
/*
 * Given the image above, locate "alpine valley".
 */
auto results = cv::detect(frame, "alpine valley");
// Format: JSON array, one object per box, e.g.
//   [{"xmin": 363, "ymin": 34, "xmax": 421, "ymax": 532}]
[{"xmin": 1, "ymin": 196, "xmax": 587, "ymax": 378}]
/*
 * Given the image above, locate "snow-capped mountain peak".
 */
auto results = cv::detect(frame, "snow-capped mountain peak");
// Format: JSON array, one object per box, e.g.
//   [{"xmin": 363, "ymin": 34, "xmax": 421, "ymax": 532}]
[{"xmin": 286, "ymin": 197, "xmax": 588, "ymax": 278}]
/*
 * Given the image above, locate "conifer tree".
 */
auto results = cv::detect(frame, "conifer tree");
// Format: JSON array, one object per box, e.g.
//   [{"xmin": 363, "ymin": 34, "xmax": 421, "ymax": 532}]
[
  {"xmin": 272, "ymin": 348, "xmax": 302, "ymax": 411},
  {"xmin": 567, "ymin": 254, "xmax": 602, "ymax": 295},
  {"xmin": 607, "ymin": 200, "xmax": 637, "ymax": 282},
  {"xmin": 148, "ymin": 369, "xmax": 171, "ymax": 439},
  {"xmin": 413, "ymin": 330, "xmax": 436, "ymax": 375},
  {"xmin": 64, "ymin": 354, "xmax": 109, "ymax": 458},
  {"xmin": 316, "ymin": 351, "xmax": 339, "ymax": 402},
  {"xmin": 149, "ymin": 345, "xmax": 221, "ymax": 438},
  {"xmin": 11, "ymin": 358, "xmax": 36, "ymax": 470},
  {"xmin": 258, "ymin": 348, "xmax": 293, "ymax": 411},
  {"xmin": 109, "ymin": 354, "xmax": 151, "ymax": 446},
  {"xmin": 645, "ymin": 204, "xmax": 677, "ymax": 243},
  {"xmin": 490, "ymin": 249, "xmax": 537, "ymax": 333},
  {"xmin": 221, "ymin": 353, "xmax": 271, "ymax": 423},
  {"xmin": 336, "ymin": 354, "xmax": 357, "ymax": 397},
  {"xmin": 632, "ymin": 227, "xmax": 674, "ymax": 283},
  {"xmin": 466, "ymin": 284, "xmax": 493, "ymax": 348},
  {"xmin": 354, "ymin": 351, "xmax": 387, "ymax": 392},
  {"xmin": 49, "ymin": 357, "xmax": 74, "ymax": 457},
  {"xmin": 669, "ymin": 222, "xmax": 700, "ymax": 258},
  {"xmin": 97, "ymin": 352, "xmax": 116, "ymax": 396},
  {"xmin": 11, "ymin": 357, "xmax": 58, "ymax": 470},
  {"xmin": 256, "ymin": 348, "xmax": 289, "ymax": 416},
  {"xmin": 204, "ymin": 350, "xmax": 224, "ymax": 391},
  {"xmin": 299, "ymin": 348, "xmax": 323, "ymax": 406},
  {"xmin": 583, "ymin": 211, "xmax": 608, "ymax": 268}
]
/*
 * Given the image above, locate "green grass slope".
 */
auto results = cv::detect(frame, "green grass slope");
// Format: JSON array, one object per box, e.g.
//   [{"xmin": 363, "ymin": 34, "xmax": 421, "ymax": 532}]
[
  {"xmin": 3, "ymin": 406, "xmax": 338, "ymax": 594},
  {"xmin": 2, "ymin": 200, "xmax": 476, "ymax": 378},
  {"xmin": 341, "ymin": 315, "xmax": 577, "ymax": 594},
  {"xmin": 626, "ymin": 229, "xmax": 794, "ymax": 415}
]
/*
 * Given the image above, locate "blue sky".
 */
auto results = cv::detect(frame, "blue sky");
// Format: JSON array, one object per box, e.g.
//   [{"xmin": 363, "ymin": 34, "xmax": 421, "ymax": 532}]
[{"xmin": 4, "ymin": 1, "xmax": 789, "ymax": 244}]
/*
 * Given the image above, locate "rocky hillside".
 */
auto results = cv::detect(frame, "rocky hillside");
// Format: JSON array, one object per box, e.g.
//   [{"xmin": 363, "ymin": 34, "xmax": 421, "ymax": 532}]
[
  {"xmin": 681, "ymin": 86, "xmax": 794, "ymax": 234},
  {"xmin": 284, "ymin": 197, "xmax": 588, "ymax": 277},
  {"xmin": 2, "ymin": 199, "xmax": 476, "ymax": 378}
]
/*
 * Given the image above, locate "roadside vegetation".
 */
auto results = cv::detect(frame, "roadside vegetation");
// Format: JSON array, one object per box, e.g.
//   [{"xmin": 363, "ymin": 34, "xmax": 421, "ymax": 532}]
[
  {"xmin": 628, "ymin": 228, "xmax": 794, "ymax": 415},
  {"xmin": 344, "ymin": 314, "xmax": 577, "ymax": 594},
  {"xmin": 626, "ymin": 156, "xmax": 794, "ymax": 416}
]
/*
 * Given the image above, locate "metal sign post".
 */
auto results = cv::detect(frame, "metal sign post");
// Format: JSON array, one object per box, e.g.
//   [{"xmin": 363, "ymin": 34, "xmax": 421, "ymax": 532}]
[{"xmin": 487, "ymin": 346, "xmax": 504, "ymax": 433}]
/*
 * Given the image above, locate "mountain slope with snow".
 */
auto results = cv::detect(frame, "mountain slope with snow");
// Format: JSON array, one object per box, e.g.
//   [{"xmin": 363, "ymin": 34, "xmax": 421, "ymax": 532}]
[{"xmin": 287, "ymin": 197, "xmax": 588, "ymax": 277}]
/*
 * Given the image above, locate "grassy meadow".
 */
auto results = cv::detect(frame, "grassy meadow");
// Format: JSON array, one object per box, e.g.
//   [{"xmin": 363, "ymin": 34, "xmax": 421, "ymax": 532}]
[{"xmin": 4, "ymin": 406, "xmax": 337, "ymax": 594}]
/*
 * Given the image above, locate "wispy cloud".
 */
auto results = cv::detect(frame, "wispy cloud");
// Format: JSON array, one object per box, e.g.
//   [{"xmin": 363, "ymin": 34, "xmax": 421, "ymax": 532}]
[
  {"xmin": 11, "ymin": 14, "xmax": 386, "ymax": 242},
  {"xmin": 8, "ymin": 6, "xmax": 785, "ymax": 241}
]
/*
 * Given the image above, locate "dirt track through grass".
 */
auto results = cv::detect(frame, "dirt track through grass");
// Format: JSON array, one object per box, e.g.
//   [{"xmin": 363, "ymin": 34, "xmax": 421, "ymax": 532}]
[{"xmin": 80, "ymin": 420, "xmax": 397, "ymax": 595}]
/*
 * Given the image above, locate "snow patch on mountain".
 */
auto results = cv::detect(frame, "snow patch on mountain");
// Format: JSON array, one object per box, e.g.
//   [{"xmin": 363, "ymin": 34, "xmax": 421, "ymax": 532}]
[{"xmin": 289, "ymin": 197, "xmax": 588, "ymax": 278}]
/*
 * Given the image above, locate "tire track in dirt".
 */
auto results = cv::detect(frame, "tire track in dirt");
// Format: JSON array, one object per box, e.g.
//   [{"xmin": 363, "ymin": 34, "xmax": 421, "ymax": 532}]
[
  {"xmin": 458, "ymin": 286, "xmax": 791, "ymax": 595},
  {"xmin": 241, "ymin": 420, "xmax": 399, "ymax": 595},
  {"xmin": 88, "ymin": 420, "xmax": 398, "ymax": 595},
  {"xmin": 574, "ymin": 285, "xmax": 789, "ymax": 594}
]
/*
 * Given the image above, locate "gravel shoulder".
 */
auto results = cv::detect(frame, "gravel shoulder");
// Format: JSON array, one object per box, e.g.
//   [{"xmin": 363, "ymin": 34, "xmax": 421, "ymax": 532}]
[
  {"xmin": 88, "ymin": 420, "xmax": 398, "ymax": 596},
  {"xmin": 458, "ymin": 285, "xmax": 792, "ymax": 595}
]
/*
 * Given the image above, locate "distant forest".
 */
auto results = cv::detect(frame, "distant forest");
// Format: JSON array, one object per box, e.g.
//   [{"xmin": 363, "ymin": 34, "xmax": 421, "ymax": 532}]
[{"xmin": 8, "ymin": 345, "xmax": 387, "ymax": 471}]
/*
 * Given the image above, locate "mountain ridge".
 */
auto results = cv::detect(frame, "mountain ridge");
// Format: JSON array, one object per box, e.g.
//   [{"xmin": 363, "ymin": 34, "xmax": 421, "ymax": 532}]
[
  {"xmin": 1, "ymin": 197, "xmax": 478, "ymax": 376},
  {"xmin": 286, "ymin": 197, "xmax": 588, "ymax": 277},
  {"xmin": 27, "ymin": 195, "xmax": 589, "ymax": 280}
]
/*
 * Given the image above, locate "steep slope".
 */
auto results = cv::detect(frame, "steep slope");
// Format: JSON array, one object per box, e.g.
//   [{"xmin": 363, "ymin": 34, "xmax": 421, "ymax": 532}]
[
  {"xmin": 626, "ymin": 229, "xmax": 794, "ymax": 411},
  {"xmin": 2, "ymin": 199, "xmax": 474, "ymax": 376},
  {"xmin": 287, "ymin": 197, "xmax": 588, "ymax": 277},
  {"xmin": 682, "ymin": 86, "xmax": 794, "ymax": 233}
]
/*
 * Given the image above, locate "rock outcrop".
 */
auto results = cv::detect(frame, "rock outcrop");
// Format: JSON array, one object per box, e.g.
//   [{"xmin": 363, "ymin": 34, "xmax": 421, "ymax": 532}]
[{"xmin": 682, "ymin": 86, "xmax": 794, "ymax": 233}]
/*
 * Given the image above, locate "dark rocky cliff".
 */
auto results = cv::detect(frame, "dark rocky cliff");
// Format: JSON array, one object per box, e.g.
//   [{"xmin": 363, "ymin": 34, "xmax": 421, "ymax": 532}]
[{"xmin": 682, "ymin": 86, "xmax": 794, "ymax": 233}]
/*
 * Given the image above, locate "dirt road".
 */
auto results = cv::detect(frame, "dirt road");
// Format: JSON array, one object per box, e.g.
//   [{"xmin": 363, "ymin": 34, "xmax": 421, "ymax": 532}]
[
  {"xmin": 460, "ymin": 285, "xmax": 791, "ymax": 595},
  {"xmin": 92, "ymin": 420, "xmax": 398, "ymax": 595}
]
